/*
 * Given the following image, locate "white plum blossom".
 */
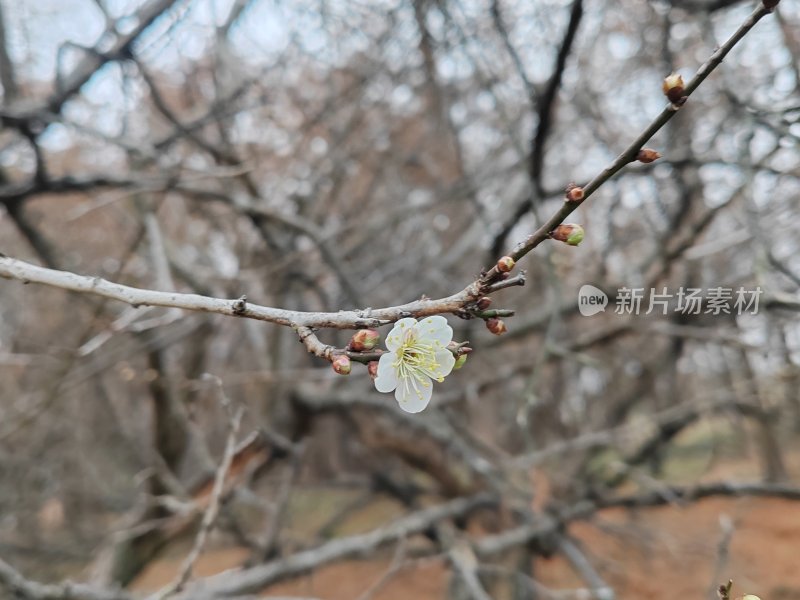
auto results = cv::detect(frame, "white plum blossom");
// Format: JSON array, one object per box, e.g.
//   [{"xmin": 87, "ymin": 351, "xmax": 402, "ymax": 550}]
[{"xmin": 373, "ymin": 316, "xmax": 456, "ymax": 413}]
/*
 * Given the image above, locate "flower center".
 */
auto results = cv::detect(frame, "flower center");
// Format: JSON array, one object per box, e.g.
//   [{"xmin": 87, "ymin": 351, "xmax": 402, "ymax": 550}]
[{"xmin": 393, "ymin": 329, "xmax": 444, "ymax": 382}]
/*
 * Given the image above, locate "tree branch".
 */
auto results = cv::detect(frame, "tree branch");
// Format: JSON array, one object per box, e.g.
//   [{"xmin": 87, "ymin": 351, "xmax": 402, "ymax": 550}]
[
  {"xmin": 479, "ymin": 1, "xmax": 778, "ymax": 285},
  {"xmin": 0, "ymin": 255, "xmax": 485, "ymax": 329},
  {"xmin": 175, "ymin": 493, "xmax": 496, "ymax": 599},
  {"xmin": 0, "ymin": 557, "xmax": 130, "ymax": 600}
]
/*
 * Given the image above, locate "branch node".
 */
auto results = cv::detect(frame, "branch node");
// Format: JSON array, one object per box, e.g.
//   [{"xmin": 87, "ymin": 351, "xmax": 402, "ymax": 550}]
[
  {"xmin": 486, "ymin": 272, "xmax": 526, "ymax": 293},
  {"xmin": 232, "ymin": 295, "xmax": 247, "ymax": 316}
]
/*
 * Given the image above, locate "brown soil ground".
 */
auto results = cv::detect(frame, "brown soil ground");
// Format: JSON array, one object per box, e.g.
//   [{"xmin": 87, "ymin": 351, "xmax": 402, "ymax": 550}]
[
  {"xmin": 130, "ymin": 494, "xmax": 800, "ymax": 600},
  {"xmin": 130, "ymin": 428, "xmax": 800, "ymax": 599}
]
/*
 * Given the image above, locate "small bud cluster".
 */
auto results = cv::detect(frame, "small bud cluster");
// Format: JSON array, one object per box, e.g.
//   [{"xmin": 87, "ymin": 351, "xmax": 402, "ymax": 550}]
[
  {"xmin": 331, "ymin": 320, "xmax": 481, "ymax": 383},
  {"xmin": 331, "ymin": 329, "xmax": 382, "ymax": 376}
]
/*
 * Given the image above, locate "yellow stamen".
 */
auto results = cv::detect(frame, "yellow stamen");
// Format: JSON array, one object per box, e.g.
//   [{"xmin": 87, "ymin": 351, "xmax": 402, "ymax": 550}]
[{"xmin": 392, "ymin": 327, "xmax": 443, "ymax": 384}]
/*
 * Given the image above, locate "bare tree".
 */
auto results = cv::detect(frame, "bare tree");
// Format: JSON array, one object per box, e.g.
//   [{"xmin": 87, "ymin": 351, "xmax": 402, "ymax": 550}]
[{"xmin": 0, "ymin": 0, "xmax": 797, "ymax": 598}]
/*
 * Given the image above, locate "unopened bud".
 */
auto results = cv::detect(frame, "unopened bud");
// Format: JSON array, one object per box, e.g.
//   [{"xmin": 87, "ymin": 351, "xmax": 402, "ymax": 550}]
[
  {"xmin": 497, "ymin": 256, "xmax": 515, "ymax": 273},
  {"xmin": 565, "ymin": 183, "xmax": 585, "ymax": 202},
  {"xmin": 448, "ymin": 342, "xmax": 473, "ymax": 354},
  {"xmin": 477, "ymin": 297, "xmax": 492, "ymax": 310},
  {"xmin": 636, "ymin": 148, "xmax": 661, "ymax": 164},
  {"xmin": 662, "ymin": 73, "xmax": 685, "ymax": 104},
  {"xmin": 349, "ymin": 329, "xmax": 379, "ymax": 352},
  {"xmin": 551, "ymin": 223, "xmax": 585, "ymax": 246},
  {"xmin": 332, "ymin": 355, "xmax": 351, "ymax": 375},
  {"xmin": 367, "ymin": 360, "xmax": 379, "ymax": 379},
  {"xmin": 453, "ymin": 354, "xmax": 468, "ymax": 370},
  {"xmin": 485, "ymin": 318, "xmax": 507, "ymax": 336}
]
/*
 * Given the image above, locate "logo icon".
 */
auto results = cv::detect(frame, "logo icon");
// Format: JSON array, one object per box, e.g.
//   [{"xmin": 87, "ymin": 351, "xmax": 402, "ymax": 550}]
[{"xmin": 578, "ymin": 284, "xmax": 608, "ymax": 316}]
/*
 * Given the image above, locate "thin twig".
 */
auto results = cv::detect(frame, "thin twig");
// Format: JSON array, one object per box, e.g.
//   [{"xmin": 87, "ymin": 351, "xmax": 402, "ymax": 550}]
[
  {"xmin": 556, "ymin": 535, "xmax": 615, "ymax": 600},
  {"xmin": 0, "ymin": 556, "xmax": 130, "ymax": 600},
  {"xmin": 707, "ymin": 516, "xmax": 735, "ymax": 600},
  {"xmin": 173, "ymin": 493, "xmax": 495, "ymax": 599},
  {"xmin": 354, "ymin": 540, "xmax": 410, "ymax": 600},
  {"xmin": 448, "ymin": 538, "xmax": 494, "ymax": 600},
  {"xmin": 255, "ymin": 442, "xmax": 305, "ymax": 562},
  {"xmin": 149, "ymin": 375, "xmax": 244, "ymax": 600}
]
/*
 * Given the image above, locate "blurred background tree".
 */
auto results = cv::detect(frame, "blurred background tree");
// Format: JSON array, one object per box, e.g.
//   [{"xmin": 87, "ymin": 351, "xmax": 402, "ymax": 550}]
[{"xmin": 0, "ymin": 0, "xmax": 799, "ymax": 598}]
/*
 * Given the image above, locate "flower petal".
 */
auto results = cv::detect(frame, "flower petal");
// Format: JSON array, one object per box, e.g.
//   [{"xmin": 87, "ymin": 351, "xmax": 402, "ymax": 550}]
[
  {"xmin": 374, "ymin": 353, "xmax": 399, "ymax": 393},
  {"xmin": 414, "ymin": 315, "xmax": 453, "ymax": 349},
  {"xmin": 395, "ymin": 374, "xmax": 433, "ymax": 413},
  {"xmin": 385, "ymin": 318, "xmax": 417, "ymax": 351},
  {"xmin": 418, "ymin": 348, "xmax": 456, "ymax": 381}
]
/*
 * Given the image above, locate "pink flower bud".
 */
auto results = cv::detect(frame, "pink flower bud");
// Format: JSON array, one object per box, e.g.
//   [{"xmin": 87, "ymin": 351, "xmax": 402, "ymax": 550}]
[
  {"xmin": 486, "ymin": 318, "xmax": 507, "ymax": 336},
  {"xmin": 477, "ymin": 297, "xmax": 492, "ymax": 310},
  {"xmin": 497, "ymin": 256, "xmax": 515, "ymax": 273},
  {"xmin": 565, "ymin": 183, "xmax": 585, "ymax": 202},
  {"xmin": 662, "ymin": 73, "xmax": 685, "ymax": 104},
  {"xmin": 367, "ymin": 360, "xmax": 379, "ymax": 379},
  {"xmin": 636, "ymin": 148, "xmax": 661, "ymax": 164},
  {"xmin": 551, "ymin": 223, "xmax": 585, "ymax": 246},
  {"xmin": 348, "ymin": 329, "xmax": 380, "ymax": 352},
  {"xmin": 332, "ymin": 355, "xmax": 351, "ymax": 375}
]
